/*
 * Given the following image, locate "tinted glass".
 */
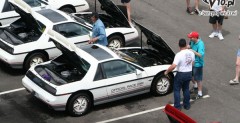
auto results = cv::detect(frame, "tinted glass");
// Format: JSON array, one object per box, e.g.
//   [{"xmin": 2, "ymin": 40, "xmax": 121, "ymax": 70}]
[
  {"xmin": 24, "ymin": 0, "xmax": 41, "ymax": 7},
  {"xmin": 54, "ymin": 22, "xmax": 90, "ymax": 38},
  {"xmin": 102, "ymin": 60, "xmax": 136, "ymax": 78}
]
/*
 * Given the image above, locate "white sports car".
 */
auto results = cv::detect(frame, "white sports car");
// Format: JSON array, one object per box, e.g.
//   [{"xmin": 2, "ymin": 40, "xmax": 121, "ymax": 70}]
[
  {"xmin": 0, "ymin": 0, "xmax": 89, "ymax": 25},
  {"xmin": 22, "ymin": 22, "xmax": 176, "ymax": 116},
  {"xmin": 0, "ymin": 0, "xmax": 138, "ymax": 70}
]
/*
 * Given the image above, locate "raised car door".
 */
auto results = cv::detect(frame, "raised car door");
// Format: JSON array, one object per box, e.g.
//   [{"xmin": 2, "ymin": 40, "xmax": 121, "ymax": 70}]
[
  {"xmin": 102, "ymin": 60, "xmax": 150, "ymax": 101},
  {"xmin": 53, "ymin": 22, "xmax": 91, "ymax": 46},
  {"xmin": 0, "ymin": 0, "xmax": 19, "ymax": 25}
]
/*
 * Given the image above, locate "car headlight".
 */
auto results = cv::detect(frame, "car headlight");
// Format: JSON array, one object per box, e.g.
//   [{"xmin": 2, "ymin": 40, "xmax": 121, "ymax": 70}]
[{"xmin": 26, "ymin": 71, "xmax": 57, "ymax": 95}]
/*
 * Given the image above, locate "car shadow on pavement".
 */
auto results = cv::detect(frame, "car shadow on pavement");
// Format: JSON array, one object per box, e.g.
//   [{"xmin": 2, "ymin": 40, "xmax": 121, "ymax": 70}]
[{"xmin": 0, "ymin": 61, "xmax": 26, "ymax": 76}]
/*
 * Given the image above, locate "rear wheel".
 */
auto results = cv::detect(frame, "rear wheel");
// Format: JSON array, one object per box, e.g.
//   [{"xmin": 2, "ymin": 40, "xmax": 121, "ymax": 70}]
[
  {"xmin": 108, "ymin": 35, "xmax": 124, "ymax": 49},
  {"xmin": 60, "ymin": 7, "xmax": 75, "ymax": 14},
  {"xmin": 67, "ymin": 93, "xmax": 92, "ymax": 117},
  {"xmin": 24, "ymin": 52, "xmax": 47, "ymax": 70},
  {"xmin": 151, "ymin": 73, "xmax": 173, "ymax": 96}
]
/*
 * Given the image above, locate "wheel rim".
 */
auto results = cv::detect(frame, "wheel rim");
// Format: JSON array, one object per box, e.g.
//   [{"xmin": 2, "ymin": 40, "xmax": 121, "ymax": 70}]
[
  {"xmin": 108, "ymin": 39, "xmax": 121, "ymax": 49},
  {"xmin": 156, "ymin": 77, "xmax": 170, "ymax": 94},
  {"xmin": 30, "ymin": 57, "xmax": 44, "ymax": 67},
  {"xmin": 73, "ymin": 97, "xmax": 88, "ymax": 113}
]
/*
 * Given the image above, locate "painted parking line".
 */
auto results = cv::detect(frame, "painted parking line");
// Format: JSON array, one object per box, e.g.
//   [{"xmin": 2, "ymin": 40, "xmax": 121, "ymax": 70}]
[
  {"xmin": 0, "ymin": 88, "xmax": 25, "ymax": 96},
  {"xmin": 96, "ymin": 95, "xmax": 210, "ymax": 123}
]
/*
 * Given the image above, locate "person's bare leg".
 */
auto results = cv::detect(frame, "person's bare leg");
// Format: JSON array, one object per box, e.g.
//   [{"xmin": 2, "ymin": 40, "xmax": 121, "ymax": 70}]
[
  {"xmin": 195, "ymin": 0, "xmax": 199, "ymax": 10},
  {"xmin": 217, "ymin": 23, "xmax": 222, "ymax": 32},
  {"xmin": 212, "ymin": 23, "xmax": 218, "ymax": 31},
  {"xmin": 197, "ymin": 81, "xmax": 202, "ymax": 96},
  {"xmin": 234, "ymin": 57, "xmax": 240, "ymax": 81},
  {"xmin": 186, "ymin": 0, "xmax": 190, "ymax": 8},
  {"xmin": 124, "ymin": 3, "xmax": 131, "ymax": 23}
]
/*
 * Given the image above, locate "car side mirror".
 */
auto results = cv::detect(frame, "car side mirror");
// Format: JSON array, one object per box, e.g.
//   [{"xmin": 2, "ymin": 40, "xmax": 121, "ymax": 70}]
[
  {"xmin": 135, "ymin": 69, "xmax": 142, "ymax": 75},
  {"xmin": 0, "ymin": 22, "xmax": 2, "ymax": 26}
]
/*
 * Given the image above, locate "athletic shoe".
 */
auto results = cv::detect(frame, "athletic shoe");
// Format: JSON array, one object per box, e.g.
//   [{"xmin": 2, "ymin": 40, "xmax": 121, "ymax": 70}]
[
  {"xmin": 195, "ymin": 94, "xmax": 203, "ymax": 99},
  {"xmin": 217, "ymin": 32, "xmax": 224, "ymax": 40},
  {"xmin": 229, "ymin": 79, "xmax": 239, "ymax": 85},
  {"xmin": 194, "ymin": 9, "xmax": 200, "ymax": 15},
  {"xmin": 186, "ymin": 7, "xmax": 194, "ymax": 15},
  {"xmin": 209, "ymin": 32, "xmax": 218, "ymax": 38},
  {"xmin": 190, "ymin": 87, "xmax": 198, "ymax": 94},
  {"xmin": 184, "ymin": 105, "xmax": 191, "ymax": 110}
]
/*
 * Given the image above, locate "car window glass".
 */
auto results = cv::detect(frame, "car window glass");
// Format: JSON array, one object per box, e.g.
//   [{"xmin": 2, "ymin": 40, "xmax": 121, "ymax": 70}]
[
  {"xmin": 54, "ymin": 22, "xmax": 90, "ymax": 38},
  {"xmin": 102, "ymin": 60, "xmax": 136, "ymax": 78},
  {"xmin": 23, "ymin": 0, "xmax": 41, "ymax": 7},
  {"xmin": 94, "ymin": 65, "xmax": 104, "ymax": 81},
  {"xmin": 2, "ymin": 0, "xmax": 14, "ymax": 12}
]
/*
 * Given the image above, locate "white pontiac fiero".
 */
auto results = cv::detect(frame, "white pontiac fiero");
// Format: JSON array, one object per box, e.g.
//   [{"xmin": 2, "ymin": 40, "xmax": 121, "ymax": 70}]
[
  {"xmin": 22, "ymin": 23, "xmax": 176, "ymax": 116},
  {"xmin": 0, "ymin": 0, "xmax": 138, "ymax": 70},
  {"xmin": 0, "ymin": 0, "xmax": 89, "ymax": 25}
]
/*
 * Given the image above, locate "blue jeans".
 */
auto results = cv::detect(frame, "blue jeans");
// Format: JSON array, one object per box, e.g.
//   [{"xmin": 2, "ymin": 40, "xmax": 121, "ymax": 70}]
[{"xmin": 174, "ymin": 72, "xmax": 192, "ymax": 109}]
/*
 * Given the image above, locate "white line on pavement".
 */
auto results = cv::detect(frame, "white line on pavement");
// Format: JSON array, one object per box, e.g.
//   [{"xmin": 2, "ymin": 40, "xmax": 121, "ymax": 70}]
[
  {"xmin": 0, "ymin": 88, "xmax": 25, "ymax": 96},
  {"xmin": 96, "ymin": 95, "xmax": 210, "ymax": 123}
]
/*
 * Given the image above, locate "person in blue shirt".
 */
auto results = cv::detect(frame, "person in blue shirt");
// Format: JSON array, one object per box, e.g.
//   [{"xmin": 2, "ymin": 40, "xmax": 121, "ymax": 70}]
[
  {"xmin": 88, "ymin": 12, "xmax": 108, "ymax": 46},
  {"xmin": 188, "ymin": 31, "xmax": 205, "ymax": 99}
]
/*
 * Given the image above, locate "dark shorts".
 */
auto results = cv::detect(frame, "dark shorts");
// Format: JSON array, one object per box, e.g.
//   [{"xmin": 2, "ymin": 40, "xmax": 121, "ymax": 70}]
[
  {"xmin": 209, "ymin": 15, "xmax": 224, "ymax": 25},
  {"xmin": 237, "ymin": 49, "xmax": 240, "ymax": 57},
  {"xmin": 121, "ymin": 0, "xmax": 131, "ymax": 3},
  {"xmin": 193, "ymin": 67, "xmax": 203, "ymax": 81}
]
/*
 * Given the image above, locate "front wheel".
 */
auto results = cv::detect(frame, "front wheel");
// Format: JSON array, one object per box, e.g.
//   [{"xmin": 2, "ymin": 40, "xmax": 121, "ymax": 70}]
[
  {"xmin": 151, "ymin": 73, "xmax": 173, "ymax": 96},
  {"xmin": 67, "ymin": 93, "xmax": 92, "ymax": 117},
  {"xmin": 108, "ymin": 35, "xmax": 124, "ymax": 49}
]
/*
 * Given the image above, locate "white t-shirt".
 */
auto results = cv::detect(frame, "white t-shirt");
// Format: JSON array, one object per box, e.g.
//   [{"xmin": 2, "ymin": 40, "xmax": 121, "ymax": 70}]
[
  {"xmin": 173, "ymin": 49, "xmax": 195, "ymax": 72},
  {"xmin": 208, "ymin": 0, "xmax": 223, "ymax": 12}
]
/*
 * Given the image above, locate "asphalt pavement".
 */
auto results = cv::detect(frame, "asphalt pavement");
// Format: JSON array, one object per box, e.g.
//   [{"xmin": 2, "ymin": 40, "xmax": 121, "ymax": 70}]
[{"xmin": 0, "ymin": 0, "xmax": 240, "ymax": 123}]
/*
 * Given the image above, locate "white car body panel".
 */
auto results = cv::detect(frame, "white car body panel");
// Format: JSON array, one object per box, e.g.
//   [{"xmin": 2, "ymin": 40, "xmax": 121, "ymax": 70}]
[
  {"xmin": 0, "ymin": 0, "xmax": 89, "ymax": 25},
  {"xmin": 44, "ymin": 0, "xmax": 89, "ymax": 12},
  {"xmin": 0, "ymin": 0, "xmax": 138, "ymax": 69},
  {"xmin": 22, "ymin": 28, "xmax": 175, "ymax": 112}
]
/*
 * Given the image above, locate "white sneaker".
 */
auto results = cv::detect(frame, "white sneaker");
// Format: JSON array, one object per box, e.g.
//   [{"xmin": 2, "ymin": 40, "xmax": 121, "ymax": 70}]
[
  {"xmin": 209, "ymin": 32, "xmax": 218, "ymax": 38},
  {"xmin": 218, "ymin": 33, "xmax": 224, "ymax": 40},
  {"xmin": 229, "ymin": 79, "xmax": 239, "ymax": 85}
]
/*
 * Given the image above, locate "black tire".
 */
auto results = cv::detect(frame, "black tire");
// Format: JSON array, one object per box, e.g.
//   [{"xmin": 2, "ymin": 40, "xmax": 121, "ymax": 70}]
[
  {"xmin": 108, "ymin": 35, "xmax": 124, "ymax": 49},
  {"xmin": 151, "ymin": 73, "xmax": 173, "ymax": 96},
  {"xmin": 60, "ymin": 7, "xmax": 75, "ymax": 14},
  {"xmin": 67, "ymin": 93, "xmax": 92, "ymax": 117},
  {"xmin": 24, "ymin": 52, "xmax": 47, "ymax": 70}
]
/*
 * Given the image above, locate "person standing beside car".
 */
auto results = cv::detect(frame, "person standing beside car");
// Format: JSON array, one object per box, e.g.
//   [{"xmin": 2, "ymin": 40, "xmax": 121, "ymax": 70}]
[
  {"xmin": 165, "ymin": 39, "xmax": 195, "ymax": 110},
  {"xmin": 229, "ymin": 35, "xmax": 240, "ymax": 85},
  {"xmin": 188, "ymin": 31, "xmax": 205, "ymax": 99},
  {"xmin": 88, "ymin": 12, "xmax": 108, "ymax": 46}
]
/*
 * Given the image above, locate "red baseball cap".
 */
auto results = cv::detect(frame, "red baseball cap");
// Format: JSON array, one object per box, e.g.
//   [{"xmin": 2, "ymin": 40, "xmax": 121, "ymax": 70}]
[{"xmin": 188, "ymin": 31, "xmax": 199, "ymax": 38}]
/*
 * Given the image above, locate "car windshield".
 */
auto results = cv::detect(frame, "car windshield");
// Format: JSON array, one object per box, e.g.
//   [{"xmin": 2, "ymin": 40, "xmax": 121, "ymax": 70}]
[{"xmin": 23, "ymin": 0, "xmax": 42, "ymax": 7}]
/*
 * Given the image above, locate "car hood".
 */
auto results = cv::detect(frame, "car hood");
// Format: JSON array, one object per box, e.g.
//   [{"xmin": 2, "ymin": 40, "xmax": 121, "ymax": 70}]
[
  {"xmin": 98, "ymin": 0, "xmax": 130, "ymax": 27},
  {"xmin": 9, "ymin": 0, "xmax": 44, "ymax": 31},
  {"xmin": 47, "ymin": 29, "xmax": 87, "ymax": 72},
  {"xmin": 135, "ymin": 22, "xmax": 175, "ymax": 59}
]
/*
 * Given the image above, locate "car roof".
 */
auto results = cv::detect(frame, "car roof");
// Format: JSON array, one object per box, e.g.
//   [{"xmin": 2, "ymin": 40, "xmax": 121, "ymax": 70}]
[
  {"xmin": 9, "ymin": 0, "xmax": 74, "ymax": 25},
  {"xmin": 47, "ymin": 29, "xmax": 120, "ymax": 65},
  {"xmin": 36, "ymin": 9, "xmax": 68, "ymax": 23}
]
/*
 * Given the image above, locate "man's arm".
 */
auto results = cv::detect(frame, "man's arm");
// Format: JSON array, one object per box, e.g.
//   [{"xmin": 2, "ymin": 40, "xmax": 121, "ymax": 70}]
[{"xmin": 164, "ymin": 64, "xmax": 177, "ymax": 75}]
